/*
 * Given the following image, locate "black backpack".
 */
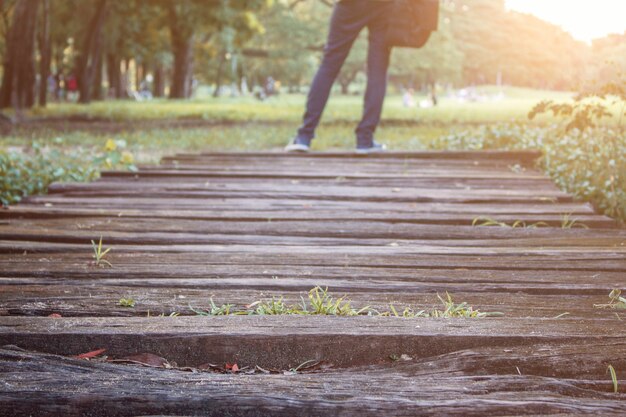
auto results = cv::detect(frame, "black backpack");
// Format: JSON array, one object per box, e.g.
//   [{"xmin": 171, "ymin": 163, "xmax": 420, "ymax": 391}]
[{"xmin": 386, "ymin": 0, "xmax": 440, "ymax": 48}]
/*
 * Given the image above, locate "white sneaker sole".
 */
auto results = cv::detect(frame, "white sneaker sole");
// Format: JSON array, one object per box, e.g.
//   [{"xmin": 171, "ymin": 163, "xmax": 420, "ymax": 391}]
[
  {"xmin": 356, "ymin": 146, "xmax": 387, "ymax": 154},
  {"xmin": 284, "ymin": 143, "xmax": 311, "ymax": 153}
]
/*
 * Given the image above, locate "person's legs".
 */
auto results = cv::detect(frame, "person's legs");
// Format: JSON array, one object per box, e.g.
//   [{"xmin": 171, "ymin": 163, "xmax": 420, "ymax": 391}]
[
  {"xmin": 295, "ymin": 1, "xmax": 366, "ymax": 143},
  {"xmin": 355, "ymin": 4, "xmax": 393, "ymax": 148}
]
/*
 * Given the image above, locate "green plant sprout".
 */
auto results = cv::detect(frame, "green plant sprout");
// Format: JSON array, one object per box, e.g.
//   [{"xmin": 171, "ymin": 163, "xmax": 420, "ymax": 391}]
[
  {"xmin": 189, "ymin": 298, "xmax": 236, "ymax": 316},
  {"xmin": 188, "ymin": 287, "xmax": 501, "ymax": 319},
  {"xmin": 91, "ymin": 236, "xmax": 112, "ymax": 268},
  {"xmin": 472, "ymin": 216, "xmax": 548, "ymax": 228},
  {"xmin": 608, "ymin": 365, "xmax": 619, "ymax": 393},
  {"xmin": 594, "ymin": 289, "xmax": 626, "ymax": 310},
  {"xmin": 560, "ymin": 213, "xmax": 589, "ymax": 229},
  {"xmin": 118, "ymin": 298, "xmax": 135, "ymax": 308}
]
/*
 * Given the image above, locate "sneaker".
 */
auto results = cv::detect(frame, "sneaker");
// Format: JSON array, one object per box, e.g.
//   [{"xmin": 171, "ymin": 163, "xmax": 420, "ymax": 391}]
[
  {"xmin": 356, "ymin": 141, "xmax": 387, "ymax": 154},
  {"xmin": 285, "ymin": 137, "xmax": 311, "ymax": 153}
]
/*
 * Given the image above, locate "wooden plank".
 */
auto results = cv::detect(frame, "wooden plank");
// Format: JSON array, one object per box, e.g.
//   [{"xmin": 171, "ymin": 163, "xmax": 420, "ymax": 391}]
[
  {"xmin": 1, "ymin": 344, "xmax": 622, "ymax": 417},
  {"xmin": 1, "ymin": 316, "xmax": 624, "ymax": 368},
  {"xmin": 2, "ymin": 225, "xmax": 625, "ymax": 248},
  {"xmin": 5, "ymin": 218, "xmax": 623, "ymax": 239},
  {"xmin": 0, "ymin": 285, "xmax": 620, "ymax": 319},
  {"xmin": 4, "ymin": 207, "xmax": 616, "ymax": 228}
]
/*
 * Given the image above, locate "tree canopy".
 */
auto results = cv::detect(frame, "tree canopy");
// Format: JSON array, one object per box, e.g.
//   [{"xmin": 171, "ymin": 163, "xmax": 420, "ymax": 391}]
[{"xmin": 0, "ymin": 0, "xmax": 623, "ymax": 109}]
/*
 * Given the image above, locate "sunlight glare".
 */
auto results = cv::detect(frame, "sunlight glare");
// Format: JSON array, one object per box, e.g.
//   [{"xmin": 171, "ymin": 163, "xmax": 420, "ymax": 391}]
[{"xmin": 506, "ymin": 0, "xmax": 626, "ymax": 43}]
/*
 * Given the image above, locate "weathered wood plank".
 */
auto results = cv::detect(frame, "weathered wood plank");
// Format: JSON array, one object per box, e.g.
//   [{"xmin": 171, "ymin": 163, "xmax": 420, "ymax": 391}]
[
  {"xmin": 1, "ymin": 344, "xmax": 622, "ymax": 417},
  {"xmin": 2, "ymin": 227, "xmax": 625, "ymax": 248},
  {"xmin": 7, "ymin": 218, "xmax": 621, "ymax": 238},
  {"xmin": 3, "ymin": 207, "xmax": 616, "ymax": 228},
  {"xmin": 0, "ymin": 285, "xmax": 620, "ymax": 319},
  {"xmin": 1, "ymin": 316, "xmax": 624, "ymax": 368}
]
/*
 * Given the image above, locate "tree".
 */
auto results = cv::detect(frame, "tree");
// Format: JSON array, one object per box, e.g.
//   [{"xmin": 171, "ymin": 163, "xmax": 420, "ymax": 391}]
[
  {"xmin": 154, "ymin": 0, "xmax": 268, "ymax": 99},
  {"xmin": 165, "ymin": 2, "xmax": 197, "ymax": 98},
  {"xmin": 37, "ymin": 0, "xmax": 51, "ymax": 107},
  {"xmin": 390, "ymin": 2, "xmax": 462, "ymax": 92},
  {"xmin": 76, "ymin": 0, "xmax": 108, "ymax": 104},
  {"xmin": 0, "ymin": 0, "xmax": 40, "ymax": 110}
]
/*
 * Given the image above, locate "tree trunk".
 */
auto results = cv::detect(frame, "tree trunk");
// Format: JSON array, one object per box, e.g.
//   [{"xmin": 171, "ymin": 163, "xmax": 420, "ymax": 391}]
[
  {"xmin": 135, "ymin": 61, "xmax": 143, "ymax": 92},
  {"xmin": 167, "ymin": 5, "xmax": 194, "ymax": 99},
  {"xmin": 0, "ymin": 0, "xmax": 40, "ymax": 110},
  {"xmin": 92, "ymin": 53, "xmax": 103, "ymax": 101},
  {"xmin": 77, "ymin": 0, "xmax": 108, "ymax": 104},
  {"xmin": 153, "ymin": 64, "xmax": 165, "ymax": 98},
  {"xmin": 37, "ymin": 0, "xmax": 51, "ymax": 107},
  {"xmin": 121, "ymin": 59, "xmax": 130, "ymax": 98},
  {"xmin": 213, "ymin": 52, "xmax": 226, "ymax": 98},
  {"xmin": 169, "ymin": 35, "xmax": 193, "ymax": 99},
  {"xmin": 106, "ymin": 54, "xmax": 123, "ymax": 98}
]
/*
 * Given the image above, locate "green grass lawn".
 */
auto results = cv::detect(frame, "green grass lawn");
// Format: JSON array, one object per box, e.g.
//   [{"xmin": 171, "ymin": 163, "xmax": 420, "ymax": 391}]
[
  {"xmin": 27, "ymin": 86, "xmax": 576, "ymax": 125},
  {"xmin": 4, "ymin": 86, "xmax": 580, "ymax": 162}
]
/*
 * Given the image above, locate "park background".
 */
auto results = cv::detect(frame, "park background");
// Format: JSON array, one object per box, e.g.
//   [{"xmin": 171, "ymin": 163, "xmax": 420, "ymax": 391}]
[{"xmin": 0, "ymin": 0, "xmax": 624, "ymax": 222}]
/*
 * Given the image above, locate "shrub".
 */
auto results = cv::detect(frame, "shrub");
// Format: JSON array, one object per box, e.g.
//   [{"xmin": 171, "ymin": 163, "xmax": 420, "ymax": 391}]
[{"xmin": 0, "ymin": 139, "xmax": 136, "ymax": 207}]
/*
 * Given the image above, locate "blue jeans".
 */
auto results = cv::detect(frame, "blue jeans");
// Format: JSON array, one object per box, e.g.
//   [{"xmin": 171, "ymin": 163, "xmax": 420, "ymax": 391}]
[{"xmin": 296, "ymin": 0, "xmax": 393, "ymax": 147}]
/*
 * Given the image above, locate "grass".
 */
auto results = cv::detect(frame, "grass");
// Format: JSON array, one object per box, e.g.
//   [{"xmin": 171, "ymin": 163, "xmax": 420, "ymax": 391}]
[
  {"xmin": 118, "ymin": 298, "xmax": 135, "ymax": 308},
  {"xmin": 608, "ymin": 365, "xmax": 619, "ymax": 393},
  {"xmin": 471, "ymin": 214, "xmax": 589, "ymax": 229},
  {"xmin": 91, "ymin": 236, "xmax": 112, "ymax": 268},
  {"xmin": 26, "ymin": 87, "xmax": 576, "ymax": 124},
  {"xmin": 188, "ymin": 287, "xmax": 501, "ymax": 318},
  {"xmin": 560, "ymin": 213, "xmax": 589, "ymax": 229},
  {"xmin": 472, "ymin": 216, "xmax": 548, "ymax": 229},
  {"xmin": 594, "ymin": 289, "xmax": 626, "ymax": 310}
]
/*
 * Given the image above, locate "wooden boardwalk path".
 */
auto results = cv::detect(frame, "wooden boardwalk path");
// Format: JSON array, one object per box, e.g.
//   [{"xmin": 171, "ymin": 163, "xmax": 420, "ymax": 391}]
[{"xmin": 0, "ymin": 151, "xmax": 624, "ymax": 416}]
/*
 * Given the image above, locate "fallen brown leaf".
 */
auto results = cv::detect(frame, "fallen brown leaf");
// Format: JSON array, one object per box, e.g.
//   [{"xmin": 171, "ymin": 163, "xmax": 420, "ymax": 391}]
[{"xmin": 74, "ymin": 348, "xmax": 106, "ymax": 359}]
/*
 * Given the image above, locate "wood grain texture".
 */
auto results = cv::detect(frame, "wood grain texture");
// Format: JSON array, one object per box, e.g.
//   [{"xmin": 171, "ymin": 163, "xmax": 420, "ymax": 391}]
[{"xmin": 0, "ymin": 151, "xmax": 624, "ymax": 416}]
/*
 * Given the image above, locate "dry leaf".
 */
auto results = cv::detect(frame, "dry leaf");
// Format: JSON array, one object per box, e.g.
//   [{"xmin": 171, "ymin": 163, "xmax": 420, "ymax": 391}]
[{"xmin": 74, "ymin": 348, "xmax": 106, "ymax": 359}]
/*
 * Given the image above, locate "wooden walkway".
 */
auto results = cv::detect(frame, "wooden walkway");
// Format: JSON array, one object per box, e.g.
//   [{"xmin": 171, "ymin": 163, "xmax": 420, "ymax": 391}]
[{"xmin": 0, "ymin": 151, "xmax": 624, "ymax": 416}]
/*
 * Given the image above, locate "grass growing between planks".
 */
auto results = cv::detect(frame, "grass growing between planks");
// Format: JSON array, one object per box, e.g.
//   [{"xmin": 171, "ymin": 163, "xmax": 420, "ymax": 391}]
[
  {"xmin": 188, "ymin": 287, "xmax": 503, "ymax": 319},
  {"xmin": 471, "ymin": 214, "xmax": 589, "ymax": 229},
  {"xmin": 594, "ymin": 289, "xmax": 626, "ymax": 310},
  {"xmin": 91, "ymin": 236, "xmax": 113, "ymax": 268}
]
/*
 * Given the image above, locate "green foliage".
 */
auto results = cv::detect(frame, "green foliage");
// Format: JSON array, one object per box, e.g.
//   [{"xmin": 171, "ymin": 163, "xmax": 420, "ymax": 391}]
[
  {"xmin": 559, "ymin": 213, "xmax": 588, "ymax": 229},
  {"xmin": 382, "ymin": 292, "xmax": 502, "ymax": 318},
  {"xmin": 91, "ymin": 236, "xmax": 112, "ymax": 268},
  {"xmin": 0, "ymin": 139, "xmax": 137, "ymax": 207},
  {"xmin": 432, "ymin": 292, "xmax": 500, "ymax": 318},
  {"xmin": 528, "ymin": 79, "xmax": 626, "ymax": 222},
  {"xmin": 119, "ymin": 298, "xmax": 136, "ymax": 308},
  {"xmin": 608, "ymin": 365, "xmax": 619, "ymax": 394},
  {"xmin": 189, "ymin": 287, "xmax": 498, "ymax": 319},
  {"xmin": 472, "ymin": 216, "xmax": 548, "ymax": 229},
  {"xmin": 190, "ymin": 298, "xmax": 235, "ymax": 316},
  {"xmin": 0, "ymin": 144, "xmax": 97, "ymax": 206},
  {"xmin": 430, "ymin": 114, "xmax": 625, "ymax": 223},
  {"xmin": 429, "ymin": 123, "xmax": 546, "ymax": 150},
  {"xmin": 449, "ymin": 0, "xmax": 587, "ymax": 89},
  {"xmin": 390, "ymin": 1, "xmax": 463, "ymax": 87}
]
